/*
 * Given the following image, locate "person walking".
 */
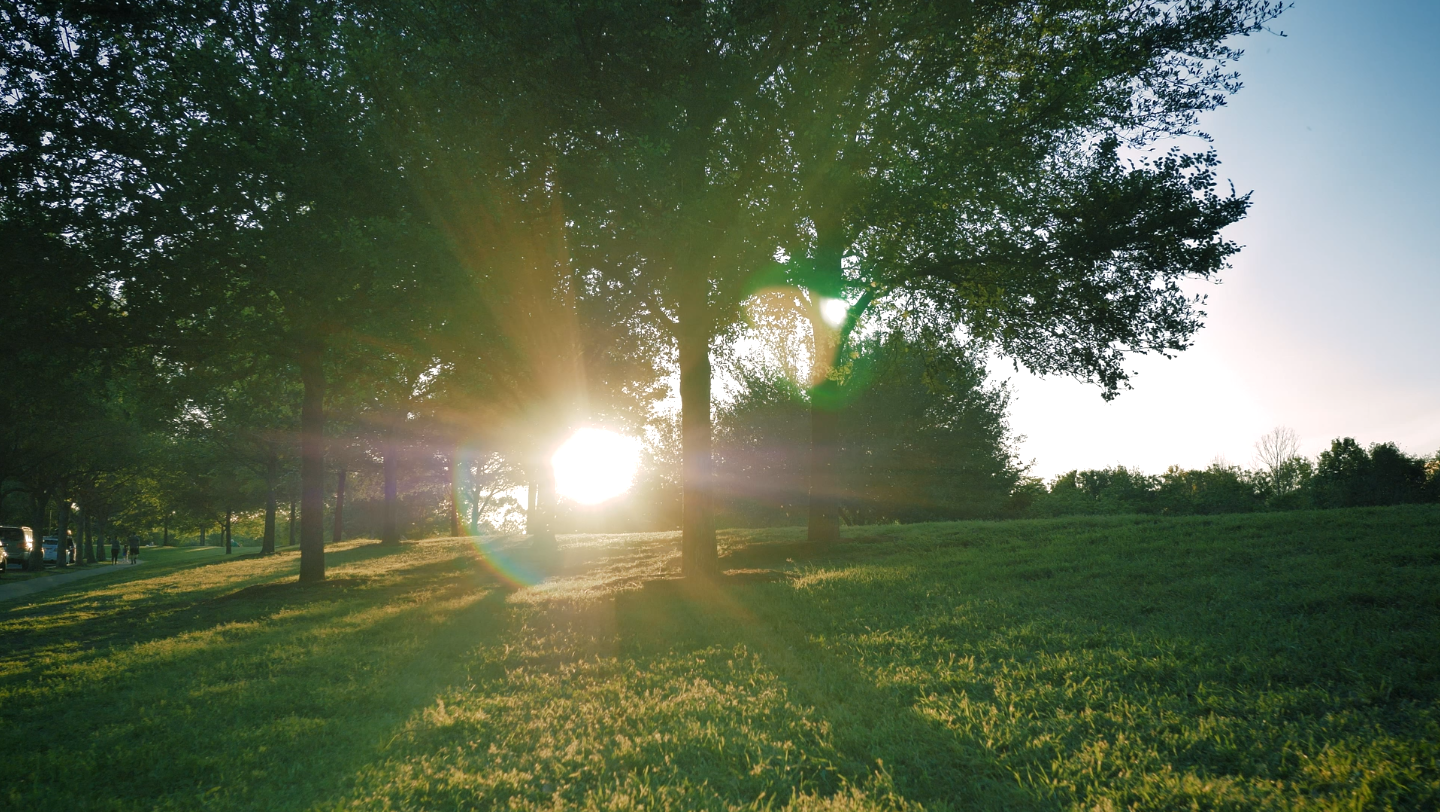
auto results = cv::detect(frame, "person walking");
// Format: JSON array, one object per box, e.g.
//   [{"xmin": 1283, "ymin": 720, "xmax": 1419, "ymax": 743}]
[
  {"xmin": 127, "ymin": 534, "xmax": 140, "ymax": 564},
  {"xmin": 109, "ymin": 536, "xmax": 120, "ymax": 565}
]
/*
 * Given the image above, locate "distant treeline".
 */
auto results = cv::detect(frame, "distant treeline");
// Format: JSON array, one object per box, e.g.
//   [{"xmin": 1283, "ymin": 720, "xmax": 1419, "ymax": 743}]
[{"xmin": 1019, "ymin": 438, "xmax": 1440, "ymax": 518}]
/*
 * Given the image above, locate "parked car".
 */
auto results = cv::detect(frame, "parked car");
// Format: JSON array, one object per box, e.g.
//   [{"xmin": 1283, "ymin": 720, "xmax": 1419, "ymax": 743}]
[
  {"xmin": 42, "ymin": 533, "xmax": 76, "ymax": 566},
  {"xmin": 0, "ymin": 526, "xmax": 37, "ymax": 572}
]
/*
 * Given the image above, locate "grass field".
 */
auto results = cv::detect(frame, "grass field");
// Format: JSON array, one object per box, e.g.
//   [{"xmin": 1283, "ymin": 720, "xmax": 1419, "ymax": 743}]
[{"xmin": 1, "ymin": 507, "xmax": 1437, "ymax": 811}]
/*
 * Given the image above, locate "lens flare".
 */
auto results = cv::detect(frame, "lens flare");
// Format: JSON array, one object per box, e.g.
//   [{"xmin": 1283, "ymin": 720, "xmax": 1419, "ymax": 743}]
[
  {"xmin": 819, "ymin": 297, "xmax": 848, "ymax": 328},
  {"xmin": 552, "ymin": 428, "xmax": 641, "ymax": 504}
]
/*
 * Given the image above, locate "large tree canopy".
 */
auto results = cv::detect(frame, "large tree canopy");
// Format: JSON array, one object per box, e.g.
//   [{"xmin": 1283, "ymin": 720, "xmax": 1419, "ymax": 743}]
[{"xmin": 2, "ymin": 0, "xmax": 1283, "ymax": 579}]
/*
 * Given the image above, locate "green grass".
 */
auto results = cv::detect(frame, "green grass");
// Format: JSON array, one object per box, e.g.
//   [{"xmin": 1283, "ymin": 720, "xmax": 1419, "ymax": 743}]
[{"xmin": 1, "ymin": 508, "xmax": 1437, "ymax": 810}]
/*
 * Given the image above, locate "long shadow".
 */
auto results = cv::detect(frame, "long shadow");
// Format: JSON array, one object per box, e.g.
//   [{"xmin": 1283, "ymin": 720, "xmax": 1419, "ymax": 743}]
[
  {"xmin": 716, "ymin": 533, "xmax": 910, "ymax": 571},
  {"xmin": 615, "ymin": 578, "xmax": 1055, "ymax": 811},
  {"xmin": 321, "ymin": 540, "xmax": 414, "ymax": 567},
  {"xmin": 0, "ymin": 541, "xmax": 502, "ymax": 687},
  {"xmin": 1, "ymin": 548, "xmax": 521, "ymax": 811},
  {"xmin": 0, "ymin": 563, "xmax": 299, "ymax": 656},
  {"xmin": 684, "ymin": 514, "xmax": 1440, "ymax": 806},
  {"xmin": 128, "ymin": 584, "xmax": 516, "ymax": 810}
]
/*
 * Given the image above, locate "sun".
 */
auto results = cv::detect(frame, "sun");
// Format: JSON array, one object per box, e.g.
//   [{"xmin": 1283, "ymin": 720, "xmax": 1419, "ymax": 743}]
[{"xmin": 551, "ymin": 428, "xmax": 642, "ymax": 505}]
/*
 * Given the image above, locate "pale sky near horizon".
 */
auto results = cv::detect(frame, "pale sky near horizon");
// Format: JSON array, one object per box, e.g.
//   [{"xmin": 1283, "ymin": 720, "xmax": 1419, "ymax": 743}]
[{"xmin": 1004, "ymin": 0, "xmax": 1440, "ymax": 480}]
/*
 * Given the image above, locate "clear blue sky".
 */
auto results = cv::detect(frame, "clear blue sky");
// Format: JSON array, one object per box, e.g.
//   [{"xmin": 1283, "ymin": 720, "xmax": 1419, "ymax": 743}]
[{"xmin": 1006, "ymin": 0, "xmax": 1440, "ymax": 478}]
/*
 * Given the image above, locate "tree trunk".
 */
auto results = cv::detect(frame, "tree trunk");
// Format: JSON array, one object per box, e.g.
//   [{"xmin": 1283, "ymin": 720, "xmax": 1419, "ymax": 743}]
[
  {"xmin": 449, "ymin": 498, "xmax": 462, "ymax": 537},
  {"xmin": 527, "ymin": 458, "xmax": 555, "ymax": 543},
  {"xmin": 807, "ymin": 379, "xmax": 842, "ymax": 544},
  {"xmin": 29, "ymin": 490, "xmax": 47, "ymax": 570},
  {"xmin": 807, "ymin": 218, "xmax": 847, "ymax": 544},
  {"xmin": 201, "ymin": 526, "xmax": 207, "ymax": 546},
  {"xmin": 298, "ymin": 341, "xmax": 326, "ymax": 582},
  {"xmin": 55, "ymin": 498, "xmax": 71, "ymax": 568},
  {"xmin": 224, "ymin": 509, "xmax": 232, "ymax": 555},
  {"xmin": 525, "ymin": 479, "xmax": 536, "ymax": 530},
  {"xmin": 448, "ymin": 449, "xmax": 463, "ymax": 537},
  {"xmin": 380, "ymin": 435, "xmax": 399, "ymax": 546},
  {"xmin": 81, "ymin": 504, "xmax": 95, "ymax": 563},
  {"xmin": 332, "ymin": 467, "xmax": 346, "ymax": 543},
  {"xmin": 288, "ymin": 498, "xmax": 296, "ymax": 547},
  {"xmin": 163, "ymin": 513, "xmax": 170, "ymax": 547},
  {"xmin": 263, "ymin": 449, "xmax": 278, "ymax": 554},
  {"xmin": 678, "ymin": 290, "xmax": 717, "ymax": 578},
  {"xmin": 469, "ymin": 474, "xmax": 481, "ymax": 534}
]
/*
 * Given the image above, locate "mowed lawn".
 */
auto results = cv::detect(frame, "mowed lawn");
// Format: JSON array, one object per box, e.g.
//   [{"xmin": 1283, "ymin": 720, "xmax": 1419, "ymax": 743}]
[{"xmin": 2, "ymin": 508, "xmax": 1438, "ymax": 811}]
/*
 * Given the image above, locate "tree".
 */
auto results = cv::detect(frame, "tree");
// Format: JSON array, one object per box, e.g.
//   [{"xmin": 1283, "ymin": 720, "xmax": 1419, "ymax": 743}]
[
  {"xmin": 169, "ymin": 359, "xmax": 301, "ymax": 555},
  {"xmin": 758, "ymin": 0, "xmax": 1283, "ymax": 542},
  {"xmin": 532, "ymin": 0, "xmax": 1281, "ymax": 559},
  {"xmin": 1253, "ymin": 426, "xmax": 1308, "ymax": 501},
  {"xmin": 1312, "ymin": 438, "xmax": 1431, "ymax": 509},
  {"xmin": 0, "ymin": 209, "xmax": 148, "ymax": 567},
  {"xmin": 48, "ymin": 1, "xmax": 472, "ymax": 581},
  {"xmin": 357, "ymin": 0, "xmax": 675, "ymax": 549},
  {"xmin": 715, "ymin": 328, "xmax": 1022, "ymax": 525},
  {"xmin": 1255, "ymin": 427, "xmax": 1300, "ymax": 473},
  {"xmin": 551, "ymin": 0, "xmax": 822, "ymax": 574}
]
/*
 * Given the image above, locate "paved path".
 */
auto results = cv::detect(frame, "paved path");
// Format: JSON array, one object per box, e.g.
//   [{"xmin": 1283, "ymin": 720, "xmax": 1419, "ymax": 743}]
[{"xmin": 0, "ymin": 560, "xmax": 145, "ymax": 605}]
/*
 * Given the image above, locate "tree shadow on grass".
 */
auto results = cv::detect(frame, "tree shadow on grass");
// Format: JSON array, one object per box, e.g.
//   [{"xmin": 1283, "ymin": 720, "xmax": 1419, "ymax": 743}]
[
  {"xmin": 0, "ymin": 558, "xmax": 303, "ymax": 652},
  {"xmin": 211, "ymin": 575, "xmax": 373, "ymax": 603},
  {"xmin": 1, "ymin": 550, "xmax": 521, "ymax": 812},
  {"xmin": 0, "ymin": 536, "xmax": 501, "ymax": 644},
  {"xmin": 321, "ymin": 540, "xmax": 415, "ymax": 567},
  {"xmin": 716, "ymin": 534, "xmax": 911, "ymax": 571},
  {"xmin": 614, "ymin": 578, "xmax": 1056, "ymax": 811},
  {"xmin": 0, "ymin": 540, "xmax": 502, "ymax": 688}
]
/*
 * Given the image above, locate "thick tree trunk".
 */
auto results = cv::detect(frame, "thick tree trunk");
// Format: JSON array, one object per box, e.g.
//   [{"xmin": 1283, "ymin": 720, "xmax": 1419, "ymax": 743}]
[
  {"xmin": 81, "ymin": 504, "xmax": 95, "ymax": 563},
  {"xmin": 807, "ymin": 218, "xmax": 847, "ymax": 544},
  {"xmin": 298, "ymin": 342, "xmax": 327, "ymax": 582},
  {"xmin": 332, "ymin": 467, "xmax": 346, "ymax": 543},
  {"xmin": 469, "ymin": 476, "xmax": 481, "ymax": 534},
  {"xmin": 525, "ymin": 479, "xmax": 536, "ymax": 530},
  {"xmin": 380, "ymin": 436, "xmax": 399, "ymax": 545},
  {"xmin": 807, "ymin": 380, "xmax": 842, "ymax": 544},
  {"xmin": 55, "ymin": 498, "xmax": 70, "ymax": 568},
  {"xmin": 678, "ymin": 294, "xmax": 717, "ymax": 579},
  {"xmin": 527, "ymin": 457, "xmax": 555, "ymax": 543},
  {"xmin": 449, "ymin": 456, "xmax": 463, "ymax": 537},
  {"xmin": 29, "ymin": 491, "xmax": 46, "ymax": 571},
  {"xmin": 448, "ymin": 449, "xmax": 464, "ymax": 537},
  {"xmin": 263, "ymin": 450, "xmax": 278, "ymax": 554},
  {"xmin": 224, "ymin": 509, "xmax": 232, "ymax": 555}
]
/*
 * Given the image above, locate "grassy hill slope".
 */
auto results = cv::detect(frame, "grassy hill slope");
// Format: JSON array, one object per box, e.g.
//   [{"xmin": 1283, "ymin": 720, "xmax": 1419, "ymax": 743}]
[{"xmin": 2, "ymin": 506, "xmax": 1437, "ymax": 810}]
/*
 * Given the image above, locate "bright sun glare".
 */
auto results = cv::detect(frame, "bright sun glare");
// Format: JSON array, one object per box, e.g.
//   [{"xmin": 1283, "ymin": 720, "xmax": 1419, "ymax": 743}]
[
  {"xmin": 551, "ymin": 428, "xmax": 642, "ymax": 505},
  {"xmin": 819, "ymin": 297, "xmax": 848, "ymax": 328}
]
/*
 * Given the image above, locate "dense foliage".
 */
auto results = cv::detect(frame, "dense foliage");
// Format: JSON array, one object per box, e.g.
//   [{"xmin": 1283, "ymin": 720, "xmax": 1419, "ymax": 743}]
[{"xmin": 714, "ymin": 331, "xmax": 1022, "ymax": 526}]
